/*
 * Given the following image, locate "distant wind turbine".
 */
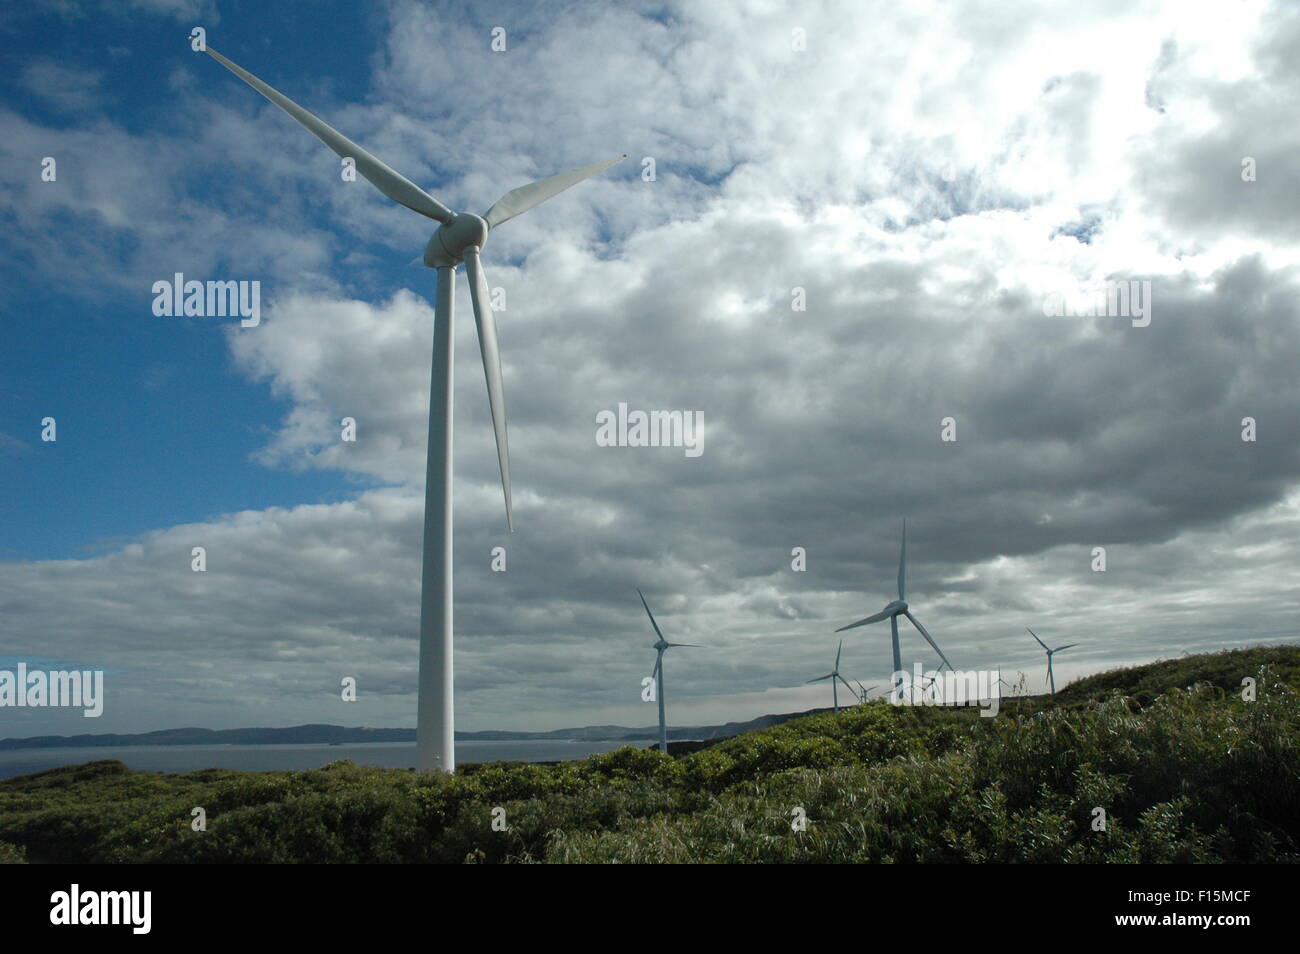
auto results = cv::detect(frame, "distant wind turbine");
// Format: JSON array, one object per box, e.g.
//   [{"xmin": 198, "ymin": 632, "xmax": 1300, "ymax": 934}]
[
  {"xmin": 914, "ymin": 667, "xmax": 941, "ymax": 690},
  {"xmin": 202, "ymin": 46, "xmax": 624, "ymax": 772},
  {"xmin": 638, "ymin": 590, "xmax": 699, "ymax": 753},
  {"xmin": 854, "ymin": 681, "xmax": 879, "ymax": 703},
  {"xmin": 807, "ymin": 639, "xmax": 858, "ymax": 712},
  {"xmin": 1028, "ymin": 629, "xmax": 1077, "ymax": 694},
  {"xmin": 837, "ymin": 521, "xmax": 953, "ymax": 701}
]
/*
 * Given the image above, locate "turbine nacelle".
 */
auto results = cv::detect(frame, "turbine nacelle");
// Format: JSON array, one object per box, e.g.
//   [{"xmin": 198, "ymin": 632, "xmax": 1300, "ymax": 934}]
[
  {"xmin": 424, "ymin": 213, "xmax": 490, "ymax": 268},
  {"xmin": 882, "ymin": 599, "xmax": 908, "ymax": 616}
]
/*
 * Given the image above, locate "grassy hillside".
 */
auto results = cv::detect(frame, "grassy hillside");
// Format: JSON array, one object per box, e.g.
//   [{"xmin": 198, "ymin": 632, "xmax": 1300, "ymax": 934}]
[{"xmin": 1, "ymin": 645, "xmax": 1297, "ymax": 864}]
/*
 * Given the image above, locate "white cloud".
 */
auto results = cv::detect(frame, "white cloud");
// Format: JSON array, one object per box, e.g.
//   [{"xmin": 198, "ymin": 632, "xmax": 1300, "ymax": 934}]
[{"xmin": 17, "ymin": 61, "xmax": 105, "ymax": 113}]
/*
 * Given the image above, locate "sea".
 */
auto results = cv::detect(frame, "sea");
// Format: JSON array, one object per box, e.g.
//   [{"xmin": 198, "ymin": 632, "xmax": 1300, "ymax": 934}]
[{"xmin": 0, "ymin": 739, "xmax": 643, "ymax": 780}]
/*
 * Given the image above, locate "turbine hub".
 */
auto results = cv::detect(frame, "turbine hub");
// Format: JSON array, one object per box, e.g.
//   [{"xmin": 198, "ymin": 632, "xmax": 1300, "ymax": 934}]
[
  {"xmin": 885, "ymin": 599, "xmax": 908, "ymax": 614},
  {"xmin": 423, "ymin": 213, "xmax": 489, "ymax": 268}
]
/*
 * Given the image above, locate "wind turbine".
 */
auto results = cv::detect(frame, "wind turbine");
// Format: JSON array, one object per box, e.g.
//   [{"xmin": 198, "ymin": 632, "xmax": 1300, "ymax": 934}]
[
  {"xmin": 203, "ymin": 46, "xmax": 624, "ymax": 772},
  {"xmin": 912, "ymin": 666, "xmax": 941, "ymax": 694},
  {"xmin": 1028, "ymin": 629, "xmax": 1077, "ymax": 694},
  {"xmin": 807, "ymin": 639, "xmax": 858, "ymax": 712},
  {"xmin": 837, "ymin": 520, "xmax": 953, "ymax": 701},
  {"xmin": 638, "ymin": 590, "xmax": 699, "ymax": 754},
  {"xmin": 854, "ymin": 681, "xmax": 879, "ymax": 703}
]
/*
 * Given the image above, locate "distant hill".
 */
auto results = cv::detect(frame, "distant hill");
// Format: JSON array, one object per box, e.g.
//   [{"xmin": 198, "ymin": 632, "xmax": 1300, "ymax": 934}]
[
  {"xmin": 1053, "ymin": 645, "xmax": 1300, "ymax": 704},
  {"xmin": 0, "ymin": 724, "xmax": 412, "ymax": 751},
  {"xmin": 0, "ymin": 710, "xmax": 816, "ymax": 751}
]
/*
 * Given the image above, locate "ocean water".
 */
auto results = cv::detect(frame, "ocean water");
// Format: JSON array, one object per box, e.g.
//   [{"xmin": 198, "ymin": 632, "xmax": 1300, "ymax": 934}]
[{"xmin": 0, "ymin": 739, "xmax": 644, "ymax": 780}]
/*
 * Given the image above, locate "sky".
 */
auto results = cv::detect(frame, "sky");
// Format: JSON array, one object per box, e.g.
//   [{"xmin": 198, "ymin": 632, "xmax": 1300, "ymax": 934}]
[{"xmin": 2, "ymin": 0, "xmax": 1299, "ymax": 737}]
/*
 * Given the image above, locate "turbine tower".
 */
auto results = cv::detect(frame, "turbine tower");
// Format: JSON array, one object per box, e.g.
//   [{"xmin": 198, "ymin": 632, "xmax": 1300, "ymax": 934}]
[
  {"xmin": 1028, "ymin": 628, "xmax": 1077, "ymax": 694},
  {"xmin": 837, "ymin": 520, "xmax": 953, "ymax": 701},
  {"xmin": 203, "ymin": 46, "xmax": 624, "ymax": 772},
  {"xmin": 638, "ymin": 590, "xmax": 699, "ymax": 754},
  {"xmin": 807, "ymin": 639, "xmax": 858, "ymax": 712}
]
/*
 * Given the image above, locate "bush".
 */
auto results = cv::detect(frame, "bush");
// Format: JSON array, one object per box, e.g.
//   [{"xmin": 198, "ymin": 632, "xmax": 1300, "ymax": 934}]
[{"xmin": 0, "ymin": 841, "xmax": 27, "ymax": 864}]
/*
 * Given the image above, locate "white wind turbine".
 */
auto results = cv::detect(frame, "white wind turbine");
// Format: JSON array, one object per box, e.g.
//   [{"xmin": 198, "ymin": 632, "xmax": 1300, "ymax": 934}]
[
  {"xmin": 1028, "ymin": 629, "xmax": 1077, "ymax": 694},
  {"xmin": 837, "ymin": 520, "xmax": 953, "ymax": 701},
  {"xmin": 203, "ymin": 46, "xmax": 624, "ymax": 772},
  {"xmin": 638, "ymin": 590, "xmax": 699, "ymax": 754},
  {"xmin": 807, "ymin": 639, "xmax": 858, "ymax": 713},
  {"xmin": 854, "ymin": 681, "xmax": 879, "ymax": 703}
]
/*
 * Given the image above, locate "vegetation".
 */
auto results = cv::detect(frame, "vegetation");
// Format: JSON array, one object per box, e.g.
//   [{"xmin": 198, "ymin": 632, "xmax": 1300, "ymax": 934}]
[{"xmin": 1, "ymin": 645, "xmax": 1296, "ymax": 863}]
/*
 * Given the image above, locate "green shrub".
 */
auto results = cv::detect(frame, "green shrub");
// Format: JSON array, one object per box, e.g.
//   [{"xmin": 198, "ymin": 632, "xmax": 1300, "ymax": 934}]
[{"xmin": 0, "ymin": 840, "xmax": 27, "ymax": 864}]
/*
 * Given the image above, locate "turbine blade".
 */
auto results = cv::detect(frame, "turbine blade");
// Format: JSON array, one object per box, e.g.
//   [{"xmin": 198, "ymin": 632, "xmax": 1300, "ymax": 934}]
[
  {"xmin": 835, "ymin": 607, "xmax": 893, "ymax": 632},
  {"xmin": 637, "ymin": 589, "xmax": 665, "ymax": 641},
  {"xmin": 807, "ymin": 674, "xmax": 835, "ymax": 683},
  {"xmin": 904, "ymin": 611, "xmax": 953, "ymax": 671},
  {"xmin": 1054, "ymin": 643, "xmax": 1078, "ymax": 652},
  {"xmin": 898, "ymin": 519, "xmax": 907, "ymax": 601},
  {"xmin": 836, "ymin": 674, "xmax": 857, "ymax": 694},
  {"xmin": 652, "ymin": 654, "xmax": 662, "ymax": 680},
  {"xmin": 203, "ymin": 47, "xmax": 455, "ymax": 225},
  {"xmin": 484, "ymin": 155, "xmax": 626, "ymax": 229},
  {"xmin": 462, "ymin": 248, "xmax": 512, "ymax": 530},
  {"xmin": 1027, "ymin": 627, "xmax": 1049, "ymax": 651},
  {"xmin": 835, "ymin": 639, "xmax": 843, "ymax": 670},
  {"xmin": 666, "ymin": 642, "xmax": 700, "ymax": 648}
]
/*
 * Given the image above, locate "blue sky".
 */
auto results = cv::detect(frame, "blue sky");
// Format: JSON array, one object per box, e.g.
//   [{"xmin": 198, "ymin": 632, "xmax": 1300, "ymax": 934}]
[
  {"xmin": 2, "ymin": 0, "xmax": 1299, "ymax": 738},
  {"xmin": 1, "ymin": 1, "xmax": 389, "ymax": 560}
]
